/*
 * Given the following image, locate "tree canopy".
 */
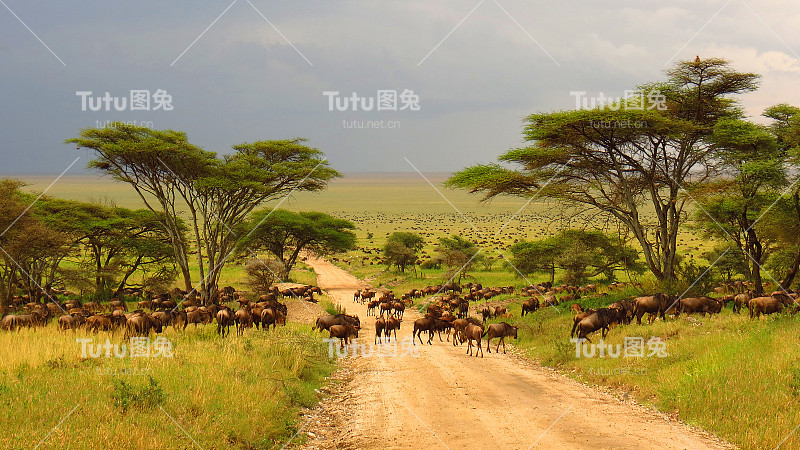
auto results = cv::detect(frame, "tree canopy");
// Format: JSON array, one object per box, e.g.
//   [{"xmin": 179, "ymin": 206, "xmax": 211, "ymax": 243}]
[
  {"xmin": 68, "ymin": 123, "xmax": 339, "ymax": 303},
  {"xmin": 383, "ymin": 232, "xmax": 424, "ymax": 273},
  {"xmin": 509, "ymin": 229, "xmax": 643, "ymax": 285},
  {"xmin": 238, "ymin": 209, "xmax": 356, "ymax": 277},
  {"xmin": 448, "ymin": 58, "xmax": 760, "ymax": 285}
]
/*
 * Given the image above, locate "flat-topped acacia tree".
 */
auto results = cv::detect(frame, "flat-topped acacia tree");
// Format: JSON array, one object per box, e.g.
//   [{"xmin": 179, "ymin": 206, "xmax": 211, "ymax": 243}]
[
  {"xmin": 448, "ymin": 58, "xmax": 760, "ymax": 284},
  {"xmin": 68, "ymin": 124, "xmax": 339, "ymax": 304}
]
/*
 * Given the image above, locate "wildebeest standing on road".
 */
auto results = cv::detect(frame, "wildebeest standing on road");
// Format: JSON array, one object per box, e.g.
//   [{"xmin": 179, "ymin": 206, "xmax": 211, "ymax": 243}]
[{"xmin": 485, "ymin": 322, "xmax": 518, "ymax": 354}]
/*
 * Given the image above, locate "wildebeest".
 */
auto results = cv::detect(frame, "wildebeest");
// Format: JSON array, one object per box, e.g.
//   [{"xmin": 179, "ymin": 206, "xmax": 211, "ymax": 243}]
[
  {"xmin": 313, "ymin": 314, "xmax": 360, "ymax": 332},
  {"xmin": 392, "ymin": 301, "xmax": 405, "ymax": 319},
  {"xmin": 676, "ymin": 297, "xmax": 722, "ymax": 317},
  {"xmin": 570, "ymin": 308, "xmax": 596, "ymax": 338},
  {"xmin": 329, "ymin": 323, "xmax": 359, "ymax": 349},
  {"xmin": 0, "ymin": 315, "xmax": 19, "ymax": 331},
  {"xmin": 58, "ymin": 314, "xmax": 85, "ymax": 332},
  {"xmin": 260, "ymin": 308, "xmax": 285, "ymax": 330},
  {"xmin": 633, "ymin": 293, "xmax": 674, "ymax": 325},
  {"xmin": 521, "ymin": 298, "xmax": 539, "ymax": 316},
  {"xmin": 749, "ymin": 294, "xmax": 793, "ymax": 318},
  {"xmin": 216, "ymin": 308, "xmax": 234, "ymax": 337},
  {"xmin": 734, "ymin": 291, "xmax": 752, "ymax": 314},
  {"xmin": 375, "ymin": 316, "xmax": 386, "ymax": 344},
  {"xmin": 234, "ymin": 309, "xmax": 252, "ymax": 336},
  {"xmin": 480, "ymin": 306, "xmax": 493, "ymax": 322},
  {"xmin": 385, "ymin": 315, "xmax": 401, "ymax": 342},
  {"xmin": 412, "ymin": 317, "xmax": 439, "ymax": 345},
  {"xmin": 187, "ymin": 309, "xmax": 211, "ymax": 328},
  {"xmin": 574, "ymin": 308, "xmax": 623, "ymax": 342},
  {"xmin": 86, "ymin": 314, "xmax": 114, "ymax": 333},
  {"xmin": 485, "ymin": 322, "xmax": 518, "ymax": 354},
  {"xmin": 462, "ymin": 323, "xmax": 484, "ymax": 357},
  {"xmin": 125, "ymin": 314, "xmax": 162, "ymax": 337}
]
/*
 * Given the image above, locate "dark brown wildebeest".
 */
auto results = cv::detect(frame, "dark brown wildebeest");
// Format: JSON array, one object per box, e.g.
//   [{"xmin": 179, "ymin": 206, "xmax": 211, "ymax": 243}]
[
  {"xmin": 313, "ymin": 314, "xmax": 361, "ymax": 332},
  {"xmin": 125, "ymin": 314, "xmax": 163, "ymax": 338},
  {"xmin": 494, "ymin": 306, "xmax": 507, "ymax": 317},
  {"xmin": 58, "ymin": 314, "xmax": 84, "ymax": 332},
  {"xmin": 462, "ymin": 323, "xmax": 484, "ymax": 357},
  {"xmin": 170, "ymin": 310, "xmax": 187, "ymax": 331},
  {"xmin": 432, "ymin": 318, "xmax": 453, "ymax": 342},
  {"xmin": 575, "ymin": 308, "xmax": 623, "ymax": 342},
  {"xmin": 385, "ymin": 316, "xmax": 401, "ymax": 342},
  {"xmin": 260, "ymin": 308, "xmax": 285, "ymax": 330},
  {"xmin": 485, "ymin": 322, "xmax": 518, "ymax": 354},
  {"xmin": 608, "ymin": 299, "xmax": 636, "ymax": 325},
  {"xmin": 375, "ymin": 316, "xmax": 386, "ymax": 344},
  {"xmin": 412, "ymin": 317, "xmax": 440, "ymax": 345},
  {"xmin": 216, "ymin": 308, "xmax": 234, "ymax": 337},
  {"xmin": 187, "ymin": 310, "xmax": 211, "ymax": 328},
  {"xmin": 676, "ymin": 297, "xmax": 723, "ymax": 317},
  {"xmin": 393, "ymin": 301, "xmax": 405, "ymax": 319},
  {"xmin": 733, "ymin": 291, "xmax": 752, "ymax": 314},
  {"xmin": 480, "ymin": 306, "xmax": 493, "ymax": 322},
  {"xmin": 366, "ymin": 300, "xmax": 380, "ymax": 316},
  {"xmin": 749, "ymin": 294, "xmax": 793, "ymax": 318},
  {"xmin": 329, "ymin": 324, "xmax": 359, "ymax": 349},
  {"xmin": 633, "ymin": 293, "xmax": 674, "ymax": 325},
  {"xmin": 0, "ymin": 315, "xmax": 19, "ymax": 331},
  {"xmin": 570, "ymin": 308, "xmax": 597, "ymax": 338},
  {"xmin": 451, "ymin": 318, "xmax": 468, "ymax": 345},
  {"xmin": 521, "ymin": 298, "xmax": 539, "ymax": 316},
  {"xmin": 109, "ymin": 299, "xmax": 127, "ymax": 311},
  {"xmin": 234, "ymin": 309, "xmax": 252, "ymax": 336},
  {"xmin": 86, "ymin": 314, "xmax": 114, "ymax": 333}
]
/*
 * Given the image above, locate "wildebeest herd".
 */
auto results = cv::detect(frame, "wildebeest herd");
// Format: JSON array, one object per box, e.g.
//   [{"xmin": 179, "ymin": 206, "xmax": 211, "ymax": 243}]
[
  {"xmin": 0, "ymin": 284, "xmax": 324, "ymax": 337},
  {"xmin": 312, "ymin": 279, "xmax": 800, "ymax": 358}
]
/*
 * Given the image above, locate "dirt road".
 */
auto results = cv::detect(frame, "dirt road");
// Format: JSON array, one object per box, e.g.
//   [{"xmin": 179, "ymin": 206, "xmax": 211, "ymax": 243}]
[{"xmin": 302, "ymin": 257, "xmax": 730, "ymax": 449}]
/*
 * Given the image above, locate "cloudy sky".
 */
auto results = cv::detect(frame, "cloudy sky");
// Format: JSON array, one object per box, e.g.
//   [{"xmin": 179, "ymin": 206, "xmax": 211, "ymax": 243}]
[{"xmin": 1, "ymin": 0, "xmax": 799, "ymax": 174}]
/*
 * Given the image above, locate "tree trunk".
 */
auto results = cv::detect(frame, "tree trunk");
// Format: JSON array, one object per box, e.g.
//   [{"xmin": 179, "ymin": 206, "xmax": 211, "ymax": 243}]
[{"xmin": 780, "ymin": 192, "xmax": 800, "ymax": 290}]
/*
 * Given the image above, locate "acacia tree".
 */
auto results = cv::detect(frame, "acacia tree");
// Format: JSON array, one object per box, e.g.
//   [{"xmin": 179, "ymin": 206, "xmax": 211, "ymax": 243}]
[
  {"xmin": 693, "ymin": 119, "xmax": 785, "ymax": 294},
  {"xmin": 34, "ymin": 198, "xmax": 178, "ymax": 299},
  {"xmin": 238, "ymin": 209, "xmax": 356, "ymax": 277},
  {"xmin": 510, "ymin": 230, "xmax": 642, "ymax": 285},
  {"xmin": 0, "ymin": 180, "xmax": 72, "ymax": 309},
  {"xmin": 434, "ymin": 235, "xmax": 483, "ymax": 283},
  {"xmin": 763, "ymin": 104, "xmax": 800, "ymax": 289},
  {"xmin": 448, "ymin": 58, "xmax": 759, "ymax": 284},
  {"xmin": 383, "ymin": 232, "xmax": 424, "ymax": 273},
  {"xmin": 67, "ymin": 126, "xmax": 213, "ymax": 295},
  {"xmin": 68, "ymin": 124, "xmax": 338, "ymax": 304}
]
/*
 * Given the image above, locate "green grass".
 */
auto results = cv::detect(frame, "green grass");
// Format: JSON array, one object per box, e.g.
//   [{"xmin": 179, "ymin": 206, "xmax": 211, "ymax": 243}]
[
  {"xmin": 0, "ymin": 322, "xmax": 335, "ymax": 449},
  {"xmin": 12, "ymin": 173, "xmax": 779, "ymax": 448},
  {"xmin": 488, "ymin": 291, "xmax": 800, "ymax": 449}
]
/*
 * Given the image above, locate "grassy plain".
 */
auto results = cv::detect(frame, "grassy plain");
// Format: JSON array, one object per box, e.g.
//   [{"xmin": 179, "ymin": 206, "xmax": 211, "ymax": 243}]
[{"xmin": 11, "ymin": 172, "xmax": 790, "ymax": 448}]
